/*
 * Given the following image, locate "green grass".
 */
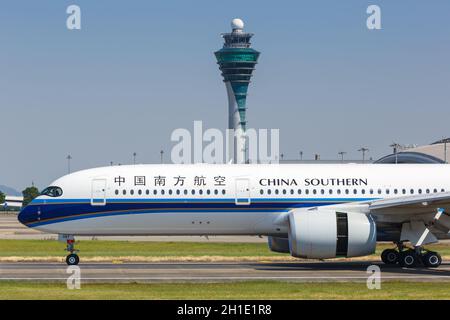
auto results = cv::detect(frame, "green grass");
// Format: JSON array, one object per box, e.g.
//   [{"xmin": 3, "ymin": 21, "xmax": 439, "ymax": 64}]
[
  {"xmin": 0, "ymin": 281, "xmax": 449, "ymax": 300},
  {"xmin": 0, "ymin": 239, "xmax": 449, "ymax": 259},
  {"xmin": 0, "ymin": 239, "xmax": 282, "ymax": 258}
]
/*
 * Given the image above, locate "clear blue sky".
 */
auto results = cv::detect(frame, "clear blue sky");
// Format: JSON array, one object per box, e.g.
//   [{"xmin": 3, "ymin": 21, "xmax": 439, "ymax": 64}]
[{"xmin": 1, "ymin": 0, "xmax": 450, "ymax": 191}]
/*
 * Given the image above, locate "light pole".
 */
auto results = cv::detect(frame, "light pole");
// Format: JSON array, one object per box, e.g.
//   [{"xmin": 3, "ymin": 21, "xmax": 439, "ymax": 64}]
[
  {"xmin": 133, "ymin": 152, "xmax": 137, "ymax": 165},
  {"xmin": 160, "ymin": 150, "xmax": 164, "ymax": 164},
  {"xmin": 443, "ymin": 138, "xmax": 447, "ymax": 164},
  {"xmin": 338, "ymin": 151, "xmax": 346, "ymax": 163},
  {"xmin": 358, "ymin": 147, "xmax": 369, "ymax": 163},
  {"xmin": 66, "ymin": 155, "xmax": 72, "ymax": 174},
  {"xmin": 445, "ymin": 141, "xmax": 447, "ymax": 164},
  {"xmin": 390, "ymin": 143, "xmax": 401, "ymax": 164},
  {"xmin": 299, "ymin": 151, "xmax": 303, "ymax": 161}
]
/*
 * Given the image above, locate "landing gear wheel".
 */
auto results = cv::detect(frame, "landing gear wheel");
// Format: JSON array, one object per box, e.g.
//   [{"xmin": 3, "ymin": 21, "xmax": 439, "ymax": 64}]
[
  {"xmin": 422, "ymin": 251, "xmax": 442, "ymax": 268},
  {"xmin": 66, "ymin": 253, "xmax": 79, "ymax": 266},
  {"xmin": 399, "ymin": 250, "xmax": 418, "ymax": 268},
  {"xmin": 381, "ymin": 249, "xmax": 399, "ymax": 265}
]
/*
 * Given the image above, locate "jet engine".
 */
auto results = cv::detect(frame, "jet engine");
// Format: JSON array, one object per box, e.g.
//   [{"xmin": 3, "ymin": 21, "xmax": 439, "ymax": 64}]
[
  {"xmin": 267, "ymin": 236, "xmax": 290, "ymax": 253},
  {"xmin": 288, "ymin": 209, "xmax": 376, "ymax": 259}
]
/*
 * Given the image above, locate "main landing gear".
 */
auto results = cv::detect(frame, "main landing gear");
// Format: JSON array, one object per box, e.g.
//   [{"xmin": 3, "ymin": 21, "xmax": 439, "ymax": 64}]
[
  {"xmin": 65, "ymin": 238, "xmax": 80, "ymax": 266},
  {"xmin": 381, "ymin": 243, "xmax": 442, "ymax": 268}
]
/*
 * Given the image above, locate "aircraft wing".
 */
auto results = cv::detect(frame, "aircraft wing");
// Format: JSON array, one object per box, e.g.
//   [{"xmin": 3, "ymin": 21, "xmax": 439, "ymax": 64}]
[
  {"xmin": 367, "ymin": 192, "xmax": 450, "ymax": 245},
  {"xmin": 368, "ymin": 192, "xmax": 450, "ymax": 213}
]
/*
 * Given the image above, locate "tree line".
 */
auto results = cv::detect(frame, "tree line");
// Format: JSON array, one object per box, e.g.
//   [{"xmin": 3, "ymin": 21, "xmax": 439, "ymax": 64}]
[{"xmin": 0, "ymin": 186, "xmax": 40, "ymax": 208}]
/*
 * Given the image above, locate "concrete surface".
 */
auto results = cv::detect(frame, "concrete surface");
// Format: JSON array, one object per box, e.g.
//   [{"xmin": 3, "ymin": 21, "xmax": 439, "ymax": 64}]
[{"xmin": 1, "ymin": 261, "xmax": 449, "ymax": 283}]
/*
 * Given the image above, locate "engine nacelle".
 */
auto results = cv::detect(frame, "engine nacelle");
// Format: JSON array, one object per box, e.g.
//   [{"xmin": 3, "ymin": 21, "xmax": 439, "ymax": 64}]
[
  {"xmin": 288, "ymin": 209, "xmax": 376, "ymax": 259},
  {"xmin": 267, "ymin": 236, "xmax": 290, "ymax": 253}
]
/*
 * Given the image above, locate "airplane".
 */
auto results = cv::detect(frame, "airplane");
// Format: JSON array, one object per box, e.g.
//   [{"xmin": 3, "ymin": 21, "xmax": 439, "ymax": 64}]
[{"xmin": 18, "ymin": 163, "xmax": 450, "ymax": 267}]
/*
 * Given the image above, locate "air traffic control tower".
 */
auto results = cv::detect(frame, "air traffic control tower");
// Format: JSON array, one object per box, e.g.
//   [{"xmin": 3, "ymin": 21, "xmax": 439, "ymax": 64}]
[{"xmin": 215, "ymin": 18, "xmax": 260, "ymax": 164}]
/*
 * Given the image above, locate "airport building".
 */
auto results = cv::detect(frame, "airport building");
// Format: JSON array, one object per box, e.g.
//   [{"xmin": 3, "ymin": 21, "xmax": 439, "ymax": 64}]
[
  {"xmin": 375, "ymin": 139, "xmax": 449, "ymax": 164},
  {"xmin": 215, "ymin": 18, "xmax": 260, "ymax": 164},
  {"xmin": 0, "ymin": 195, "xmax": 23, "ymax": 210},
  {"xmin": 278, "ymin": 139, "xmax": 450, "ymax": 164}
]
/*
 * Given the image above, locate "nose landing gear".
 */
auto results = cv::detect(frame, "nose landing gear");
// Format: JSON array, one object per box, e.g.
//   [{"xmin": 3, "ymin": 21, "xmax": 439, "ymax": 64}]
[
  {"xmin": 381, "ymin": 243, "xmax": 442, "ymax": 268},
  {"xmin": 65, "ymin": 238, "xmax": 80, "ymax": 266}
]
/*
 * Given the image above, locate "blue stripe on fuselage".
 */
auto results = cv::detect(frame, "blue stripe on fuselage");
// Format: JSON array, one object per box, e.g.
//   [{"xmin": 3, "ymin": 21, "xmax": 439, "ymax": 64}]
[{"xmin": 21, "ymin": 197, "xmax": 376, "ymax": 228}]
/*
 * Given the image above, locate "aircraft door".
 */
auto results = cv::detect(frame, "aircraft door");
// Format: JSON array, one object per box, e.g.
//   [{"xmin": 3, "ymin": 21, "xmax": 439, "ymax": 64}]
[
  {"xmin": 235, "ymin": 178, "xmax": 251, "ymax": 205},
  {"xmin": 91, "ymin": 179, "xmax": 107, "ymax": 206}
]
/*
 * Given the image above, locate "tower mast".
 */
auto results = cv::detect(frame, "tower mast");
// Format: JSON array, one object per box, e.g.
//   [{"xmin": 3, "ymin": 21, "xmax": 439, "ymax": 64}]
[{"xmin": 215, "ymin": 18, "xmax": 260, "ymax": 164}]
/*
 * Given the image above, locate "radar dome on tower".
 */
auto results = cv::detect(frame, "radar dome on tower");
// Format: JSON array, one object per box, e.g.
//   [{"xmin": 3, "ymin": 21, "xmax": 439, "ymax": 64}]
[{"xmin": 231, "ymin": 18, "xmax": 244, "ymax": 31}]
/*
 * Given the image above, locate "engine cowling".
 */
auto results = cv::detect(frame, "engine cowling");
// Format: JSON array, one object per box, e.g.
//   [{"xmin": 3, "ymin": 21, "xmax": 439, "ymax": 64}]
[
  {"xmin": 267, "ymin": 236, "xmax": 290, "ymax": 253},
  {"xmin": 288, "ymin": 209, "xmax": 376, "ymax": 259}
]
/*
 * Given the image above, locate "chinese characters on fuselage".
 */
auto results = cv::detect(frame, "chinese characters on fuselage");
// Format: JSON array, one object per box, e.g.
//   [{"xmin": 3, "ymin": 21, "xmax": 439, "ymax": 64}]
[{"xmin": 113, "ymin": 176, "xmax": 227, "ymax": 187}]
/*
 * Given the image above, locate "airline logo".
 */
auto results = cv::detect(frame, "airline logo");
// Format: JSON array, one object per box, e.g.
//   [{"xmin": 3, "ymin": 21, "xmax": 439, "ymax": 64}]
[{"xmin": 259, "ymin": 178, "xmax": 368, "ymax": 187}]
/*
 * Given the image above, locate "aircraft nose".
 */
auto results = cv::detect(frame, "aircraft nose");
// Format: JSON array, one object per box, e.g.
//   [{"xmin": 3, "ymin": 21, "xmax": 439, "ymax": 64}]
[
  {"xmin": 18, "ymin": 205, "xmax": 36, "ymax": 225},
  {"xmin": 17, "ymin": 207, "xmax": 27, "ymax": 225}
]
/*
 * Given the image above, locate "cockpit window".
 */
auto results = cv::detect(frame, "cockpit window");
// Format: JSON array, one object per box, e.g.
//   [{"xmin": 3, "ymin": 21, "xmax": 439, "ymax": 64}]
[{"xmin": 40, "ymin": 186, "xmax": 63, "ymax": 197}]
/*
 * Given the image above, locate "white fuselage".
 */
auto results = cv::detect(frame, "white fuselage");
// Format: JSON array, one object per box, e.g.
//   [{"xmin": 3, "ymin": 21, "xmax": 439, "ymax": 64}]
[{"xmin": 18, "ymin": 164, "xmax": 450, "ymax": 237}]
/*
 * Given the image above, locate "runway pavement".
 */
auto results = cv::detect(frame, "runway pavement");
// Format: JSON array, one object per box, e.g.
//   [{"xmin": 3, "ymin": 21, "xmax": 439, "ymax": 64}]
[{"xmin": 1, "ymin": 261, "xmax": 450, "ymax": 283}]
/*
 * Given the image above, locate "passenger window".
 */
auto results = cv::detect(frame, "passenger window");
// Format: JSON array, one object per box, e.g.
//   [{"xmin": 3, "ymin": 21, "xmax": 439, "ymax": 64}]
[
  {"xmin": 123, "ymin": 190, "xmax": 126, "ymax": 195},
  {"xmin": 222, "ymin": 189, "xmax": 226, "ymax": 195},
  {"xmin": 115, "ymin": 190, "xmax": 119, "ymax": 195}
]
